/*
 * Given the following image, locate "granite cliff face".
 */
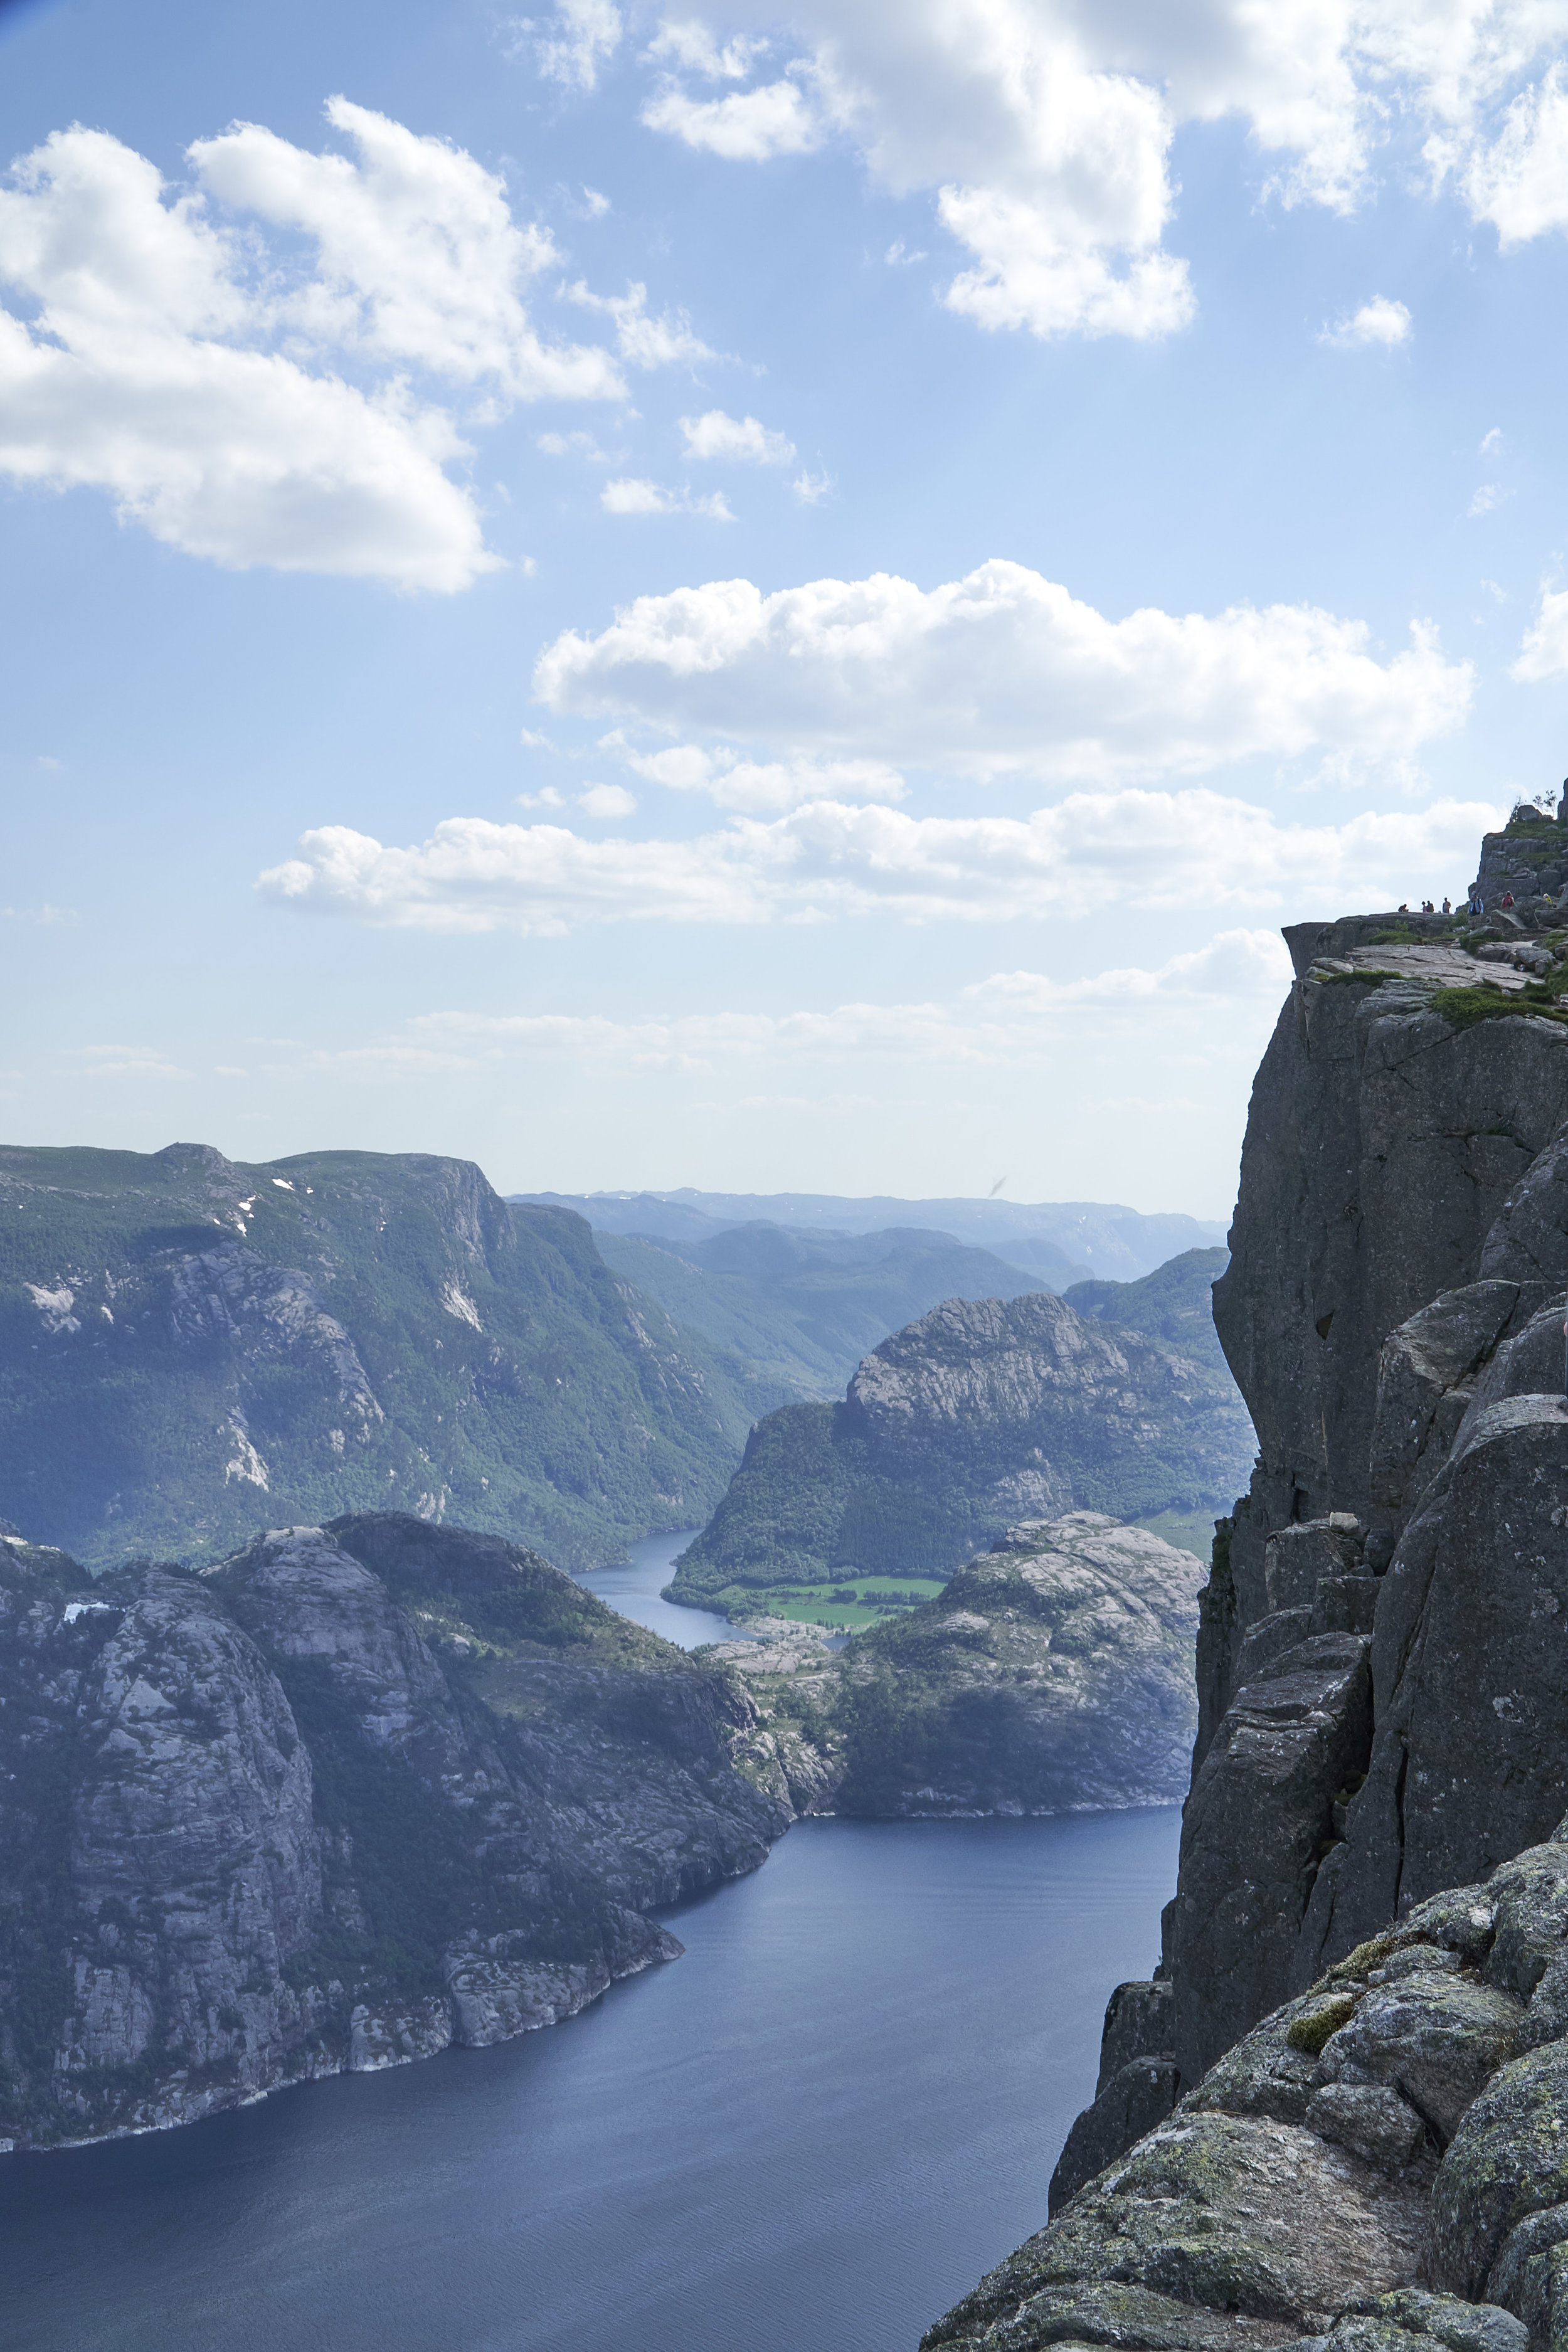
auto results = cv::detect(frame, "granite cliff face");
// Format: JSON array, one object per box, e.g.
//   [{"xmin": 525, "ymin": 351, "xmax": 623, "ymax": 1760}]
[
  {"xmin": 929, "ymin": 901, "xmax": 1568, "ymax": 2349},
  {"xmin": 0, "ymin": 1513, "xmax": 782, "ymax": 2151},
  {"xmin": 0, "ymin": 1142, "xmax": 772, "ymax": 1572},
  {"xmin": 671, "ymin": 1269, "xmax": 1253, "ymax": 1618},
  {"xmin": 712, "ymin": 1513, "xmax": 1205, "ymax": 1820}
]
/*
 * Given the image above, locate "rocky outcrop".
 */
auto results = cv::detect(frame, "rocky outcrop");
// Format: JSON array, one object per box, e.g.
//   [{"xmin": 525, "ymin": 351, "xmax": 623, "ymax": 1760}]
[
  {"xmin": 0, "ymin": 1513, "xmax": 783, "ymax": 2152},
  {"xmin": 712, "ymin": 1513, "xmax": 1204, "ymax": 1820},
  {"xmin": 926, "ymin": 1834, "xmax": 1568, "ymax": 2352},
  {"xmin": 671, "ymin": 1269, "xmax": 1254, "ymax": 1613},
  {"xmin": 931, "ymin": 886, "xmax": 1568, "ymax": 2351}
]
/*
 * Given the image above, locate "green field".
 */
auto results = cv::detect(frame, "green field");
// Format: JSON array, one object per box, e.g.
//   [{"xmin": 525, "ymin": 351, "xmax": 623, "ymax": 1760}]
[
  {"xmin": 686, "ymin": 1574, "xmax": 948, "ymax": 1631},
  {"xmin": 1129, "ymin": 1508, "xmax": 1222, "ymax": 1565}
]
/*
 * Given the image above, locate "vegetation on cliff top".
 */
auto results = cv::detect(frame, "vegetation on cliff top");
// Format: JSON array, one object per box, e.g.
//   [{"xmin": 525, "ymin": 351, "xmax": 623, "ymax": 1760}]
[{"xmin": 0, "ymin": 1143, "xmax": 770, "ymax": 1571}]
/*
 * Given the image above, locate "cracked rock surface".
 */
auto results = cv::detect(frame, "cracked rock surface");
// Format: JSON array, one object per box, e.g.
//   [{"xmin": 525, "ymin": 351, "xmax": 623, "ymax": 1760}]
[{"xmin": 0, "ymin": 1512, "xmax": 784, "ymax": 2151}]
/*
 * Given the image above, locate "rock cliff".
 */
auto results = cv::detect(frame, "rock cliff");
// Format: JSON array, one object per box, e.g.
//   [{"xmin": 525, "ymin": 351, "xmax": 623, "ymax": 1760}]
[
  {"xmin": 928, "ymin": 900, "xmax": 1568, "ymax": 2348},
  {"xmin": 670, "ymin": 1266, "xmax": 1253, "ymax": 1619},
  {"xmin": 0, "ymin": 1142, "xmax": 770, "ymax": 1571},
  {"xmin": 0, "ymin": 1512, "xmax": 783, "ymax": 2151},
  {"xmin": 712, "ymin": 1513, "xmax": 1205, "ymax": 1820}
]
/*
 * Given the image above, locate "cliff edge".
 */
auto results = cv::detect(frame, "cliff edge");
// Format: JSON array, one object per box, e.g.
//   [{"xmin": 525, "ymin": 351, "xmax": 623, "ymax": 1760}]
[{"xmin": 930, "ymin": 876, "xmax": 1568, "ymax": 2346}]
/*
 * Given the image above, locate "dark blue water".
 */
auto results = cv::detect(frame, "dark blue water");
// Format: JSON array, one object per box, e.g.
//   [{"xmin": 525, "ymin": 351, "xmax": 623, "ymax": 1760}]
[
  {"xmin": 0, "ymin": 1812, "xmax": 1178, "ymax": 2351},
  {"xmin": 0, "ymin": 1537, "xmax": 1181, "ymax": 2351}
]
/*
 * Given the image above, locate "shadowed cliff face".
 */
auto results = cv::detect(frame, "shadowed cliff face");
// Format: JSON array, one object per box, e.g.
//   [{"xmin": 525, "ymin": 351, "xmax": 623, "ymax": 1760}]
[
  {"xmin": 927, "ymin": 921, "xmax": 1568, "ymax": 2352},
  {"xmin": 0, "ymin": 1513, "xmax": 783, "ymax": 2153}
]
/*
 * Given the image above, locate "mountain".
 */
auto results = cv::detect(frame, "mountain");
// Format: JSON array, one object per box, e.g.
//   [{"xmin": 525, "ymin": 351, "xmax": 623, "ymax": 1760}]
[
  {"xmin": 929, "ymin": 906, "xmax": 1568, "ymax": 2350},
  {"xmin": 514, "ymin": 1189, "xmax": 1224, "ymax": 1282},
  {"xmin": 714, "ymin": 1514, "xmax": 1204, "ymax": 1820},
  {"xmin": 592, "ymin": 1222, "xmax": 1063, "ymax": 1400},
  {"xmin": 669, "ymin": 1269, "xmax": 1256, "ymax": 1621},
  {"xmin": 0, "ymin": 1512, "xmax": 785, "ymax": 2150},
  {"xmin": 0, "ymin": 1143, "xmax": 765, "ymax": 1572},
  {"xmin": 1062, "ymin": 1248, "xmax": 1234, "ymax": 1378}
]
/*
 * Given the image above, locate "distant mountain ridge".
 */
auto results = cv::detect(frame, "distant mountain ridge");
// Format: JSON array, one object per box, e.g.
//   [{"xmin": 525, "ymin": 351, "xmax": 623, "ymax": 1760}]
[
  {"xmin": 0, "ymin": 1143, "xmax": 773, "ymax": 1571},
  {"xmin": 592, "ymin": 1222, "xmax": 1064, "ymax": 1401},
  {"xmin": 670, "ymin": 1254, "xmax": 1253, "ymax": 1616},
  {"xmin": 513, "ymin": 1188, "xmax": 1226, "ymax": 1283}
]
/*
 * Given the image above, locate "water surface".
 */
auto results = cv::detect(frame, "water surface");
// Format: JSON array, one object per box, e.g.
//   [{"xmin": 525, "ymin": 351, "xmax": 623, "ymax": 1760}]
[
  {"xmin": 1, "ymin": 1811, "xmax": 1178, "ymax": 2352},
  {"xmin": 3, "ymin": 1530, "xmax": 1180, "ymax": 2349},
  {"xmin": 573, "ymin": 1526, "xmax": 746, "ymax": 1648}
]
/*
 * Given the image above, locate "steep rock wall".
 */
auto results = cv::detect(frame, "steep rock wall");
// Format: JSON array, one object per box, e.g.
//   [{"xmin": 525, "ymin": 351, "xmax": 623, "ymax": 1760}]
[{"xmin": 1054, "ymin": 944, "xmax": 1568, "ymax": 2208}]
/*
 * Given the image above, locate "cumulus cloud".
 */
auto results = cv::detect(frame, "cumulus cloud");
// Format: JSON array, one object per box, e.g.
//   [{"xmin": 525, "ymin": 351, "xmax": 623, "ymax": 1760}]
[
  {"xmin": 257, "ymin": 789, "xmax": 1497, "ymax": 936},
  {"xmin": 1512, "ymin": 588, "xmax": 1568, "ymax": 681},
  {"xmin": 1468, "ymin": 482, "xmax": 1512, "ymax": 516},
  {"xmin": 579, "ymin": 781, "xmax": 638, "ymax": 816},
  {"xmin": 533, "ymin": 559, "xmax": 1473, "ymax": 783},
  {"xmin": 679, "ymin": 408, "xmax": 795, "ymax": 463},
  {"xmin": 1462, "ymin": 61, "xmax": 1568, "ymax": 242},
  {"xmin": 633, "ymin": 3, "xmax": 1568, "ymax": 342},
  {"xmin": 0, "ymin": 105, "xmax": 643, "ymax": 586},
  {"xmin": 190, "ymin": 98, "xmax": 620, "ymax": 400},
  {"xmin": 1320, "ymin": 295, "xmax": 1412, "ymax": 347},
  {"xmin": 622, "ymin": 742, "xmax": 905, "ymax": 810},
  {"xmin": 601, "ymin": 476, "xmax": 734, "ymax": 517}
]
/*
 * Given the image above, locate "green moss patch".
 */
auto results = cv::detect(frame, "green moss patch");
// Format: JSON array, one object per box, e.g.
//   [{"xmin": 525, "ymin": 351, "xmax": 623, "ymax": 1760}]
[
  {"xmin": 1285, "ymin": 1991, "xmax": 1362, "ymax": 2055},
  {"xmin": 1431, "ymin": 985, "xmax": 1568, "ymax": 1032}
]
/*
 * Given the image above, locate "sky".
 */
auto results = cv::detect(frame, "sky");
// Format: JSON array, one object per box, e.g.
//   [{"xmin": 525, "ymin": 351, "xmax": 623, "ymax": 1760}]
[{"xmin": 4, "ymin": 0, "xmax": 1568, "ymax": 1217}]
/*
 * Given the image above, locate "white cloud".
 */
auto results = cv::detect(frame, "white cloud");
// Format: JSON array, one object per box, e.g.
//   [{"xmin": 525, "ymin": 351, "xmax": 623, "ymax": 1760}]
[
  {"xmin": 0, "ymin": 107, "xmax": 645, "ymax": 588},
  {"xmin": 534, "ymin": 559, "xmax": 1473, "ymax": 783},
  {"xmin": 1481, "ymin": 425, "xmax": 1504, "ymax": 455},
  {"xmin": 398, "ymin": 930, "xmax": 1292, "ymax": 1073},
  {"xmin": 531, "ymin": 0, "xmax": 623, "ymax": 93},
  {"xmin": 190, "ymin": 98, "xmax": 621, "ymax": 401},
  {"xmin": 70, "ymin": 1042, "xmax": 191, "ymax": 1079},
  {"xmin": 634, "ymin": 4, "xmax": 1568, "ymax": 344},
  {"xmin": 1462, "ymin": 60, "xmax": 1568, "ymax": 242},
  {"xmin": 579, "ymin": 781, "xmax": 638, "ymax": 817},
  {"xmin": 679, "ymin": 408, "xmax": 795, "ymax": 464},
  {"xmin": 1468, "ymin": 482, "xmax": 1512, "ymax": 516},
  {"xmin": 566, "ymin": 278, "xmax": 715, "ymax": 366},
  {"xmin": 792, "ymin": 467, "xmax": 832, "ymax": 505},
  {"xmin": 538, "ymin": 427, "xmax": 620, "ymax": 460},
  {"xmin": 517, "ymin": 785, "xmax": 565, "ymax": 807},
  {"xmin": 601, "ymin": 476, "xmax": 734, "ymax": 517},
  {"xmin": 1320, "ymin": 295, "xmax": 1412, "ymax": 348},
  {"xmin": 581, "ymin": 184, "xmax": 612, "ymax": 216},
  {"xmin": 886, "ymin": 240, "xmax": 927, "ymax": 265},
  {"xmin": 622, "ymin": 743, "xmax": 905, "ymax": 810},
  {"xmin": 643, "ymin": 70, "xmax": 827, "ymax": 162},
  {"xmin": 645, "ymin": 20, "xmax": 771, "ymax": 78},
  {"xmin": 1513, "ymin": 587, "xmax": 1568, "ymax": 680},
  {"xmin": 257, "ymin": 789, "xmax": 1498, "ymax": 936}
]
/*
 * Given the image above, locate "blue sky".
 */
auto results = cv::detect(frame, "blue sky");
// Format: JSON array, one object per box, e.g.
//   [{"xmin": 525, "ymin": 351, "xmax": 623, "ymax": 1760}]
[{"xmin": 4, "ymin": 0, "xmax": 1568, "ymax": 1216}]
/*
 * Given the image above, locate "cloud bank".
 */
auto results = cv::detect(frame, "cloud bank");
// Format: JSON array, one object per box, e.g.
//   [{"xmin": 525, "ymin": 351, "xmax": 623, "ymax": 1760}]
[
  {"xmin": 258, "ymin": 790, "xmax": 1498, "ymax": 935},
  {"xmin": 534, "ymin": 559, "xmax": 1473, "ymax": 782}
]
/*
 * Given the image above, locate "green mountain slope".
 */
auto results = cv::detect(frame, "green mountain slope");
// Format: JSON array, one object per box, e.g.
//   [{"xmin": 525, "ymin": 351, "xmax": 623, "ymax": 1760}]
[
  {"xmin": 1062, "ymin": 1247, "xmax": 1233, "ymax": 1375},
  {"xmin": 670, "ymin": 1271, "xmax": 1254, "ymax": 1619},
  {"xmin": 593, "ymin": 1222, "xmax": 1061, "ymax": 1397},
  {"xmin": 0, "ymin": 1142, "xmax": 760, "ymax": 1570}
]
